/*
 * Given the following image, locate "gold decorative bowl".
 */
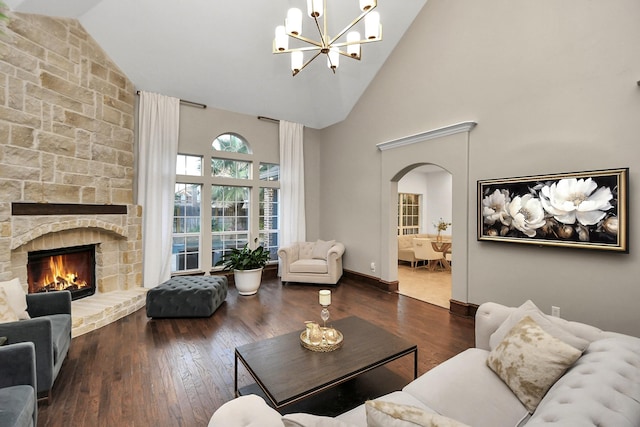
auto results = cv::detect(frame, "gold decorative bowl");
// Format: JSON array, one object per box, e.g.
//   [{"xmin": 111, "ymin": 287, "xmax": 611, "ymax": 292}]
[{"xmin": 300, "ymin": 327, "xmax": 343, "ymax": 352}]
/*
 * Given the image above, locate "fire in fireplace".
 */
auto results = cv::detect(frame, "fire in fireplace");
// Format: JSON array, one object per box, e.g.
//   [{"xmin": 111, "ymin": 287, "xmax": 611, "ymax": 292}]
[{"xmin": 27, "ymin": 245, "xmax": 96, "ymax": 301}]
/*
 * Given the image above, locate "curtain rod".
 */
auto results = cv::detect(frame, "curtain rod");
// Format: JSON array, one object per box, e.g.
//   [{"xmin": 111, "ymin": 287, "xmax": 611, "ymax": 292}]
[
  {"xmin": 135, "ymin": 91, "xmax": 206, "ymax": 109},
  {"xmin": 258, "ymin": 116, "xmax": 279, "ymax": 124}
]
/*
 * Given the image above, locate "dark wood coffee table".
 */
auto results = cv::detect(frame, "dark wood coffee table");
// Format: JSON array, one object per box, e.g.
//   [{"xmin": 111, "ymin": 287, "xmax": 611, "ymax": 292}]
[{"xmin": 234, "ymin": 316, "xmax": 418, "ymax": 413}]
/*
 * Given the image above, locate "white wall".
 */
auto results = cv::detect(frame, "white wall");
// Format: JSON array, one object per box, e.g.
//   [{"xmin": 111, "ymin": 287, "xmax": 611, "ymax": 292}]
[{"xmin": 317, "ymin": 0, "xmax": 640, "ymax": 336}]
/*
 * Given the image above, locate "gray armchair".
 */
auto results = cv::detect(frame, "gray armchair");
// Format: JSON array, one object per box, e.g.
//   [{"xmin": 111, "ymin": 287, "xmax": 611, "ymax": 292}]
[
  {"xmin": 0, "ymin": 291, "xmax": 71, "ymax": 403},
  {"xmin": 0, "ymin": 342, "xmax": 37, "ymax": 427}
]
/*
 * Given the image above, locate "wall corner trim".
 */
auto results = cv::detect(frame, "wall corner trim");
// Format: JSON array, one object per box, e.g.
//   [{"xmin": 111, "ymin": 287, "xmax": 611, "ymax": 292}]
[{"xmin": 377, "ymin": 121, "xmax": 477, "ymax": 151}]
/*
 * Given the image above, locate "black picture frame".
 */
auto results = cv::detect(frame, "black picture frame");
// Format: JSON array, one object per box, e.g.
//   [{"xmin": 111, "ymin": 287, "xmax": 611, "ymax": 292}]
[{"xmin": 477, "ymin": 168, "xmax": 628, "ymax": 252}]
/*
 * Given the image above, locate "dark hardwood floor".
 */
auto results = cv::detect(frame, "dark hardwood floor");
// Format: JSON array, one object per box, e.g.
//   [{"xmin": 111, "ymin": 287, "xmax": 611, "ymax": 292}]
[{"xmin": 38, "ymin": 276, "xmax": 475, "ymax": 427}]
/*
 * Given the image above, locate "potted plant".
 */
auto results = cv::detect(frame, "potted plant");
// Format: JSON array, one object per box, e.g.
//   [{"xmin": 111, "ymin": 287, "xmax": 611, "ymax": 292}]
[{"xmin": 216, "ymin": 238, "xmax": 270, "ymax": 296}]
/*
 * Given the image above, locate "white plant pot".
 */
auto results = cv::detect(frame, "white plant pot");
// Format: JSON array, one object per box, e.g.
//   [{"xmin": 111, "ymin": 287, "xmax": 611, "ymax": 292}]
[{"xmin": 233, "ymin": 268, "xmax": 264, "ymax": 296}]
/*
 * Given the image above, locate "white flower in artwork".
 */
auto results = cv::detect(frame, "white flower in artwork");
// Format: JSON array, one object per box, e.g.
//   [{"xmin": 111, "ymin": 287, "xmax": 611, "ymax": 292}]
[
  {"xmin": 540, "ymin": 178, "xmax": 613, "ymax": 226},
  {"xmin": 482, "ymin": 189, "xmax": 512, "ymax": 226},
  {"xmin": 508, "ymin": 194, "xmax": 546, "ymax": 237}
]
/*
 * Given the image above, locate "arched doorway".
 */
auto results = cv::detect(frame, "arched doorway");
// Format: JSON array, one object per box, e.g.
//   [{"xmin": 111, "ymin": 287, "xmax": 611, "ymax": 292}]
[
  {"xmin": 397, "ymin": 165, "xmax": 452, "ymax": 307},
  {"xmin": 377, "ymin": 122, "xmax": 476, "ymax": 310}
]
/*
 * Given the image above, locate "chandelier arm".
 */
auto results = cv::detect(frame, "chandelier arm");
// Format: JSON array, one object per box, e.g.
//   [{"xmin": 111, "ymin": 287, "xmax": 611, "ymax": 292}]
[
  {"xmin": 292, "ymin": 51, "xmax": 323, "ymax": 76},
  {"xmin": 287, "ymin": 33, "xmax": 324, "ymax": 48},
  {"xmin": 328, "ymin": 4, "xmax": 377, "ymax": 46},
  {"xmin": 273, "ymin": 46, "xmax": 322, "ymax": 55},
  {"xmin": 331, "ymin": 36, "xmax": 382, "ymax": 49},
  {"xmin": 313, "ymin": 15, "xmax": 327, "ymax": 50}
]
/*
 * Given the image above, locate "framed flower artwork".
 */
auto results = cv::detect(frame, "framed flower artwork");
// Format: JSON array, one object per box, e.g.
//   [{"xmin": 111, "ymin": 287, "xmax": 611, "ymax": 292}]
[{"xmin": 477, "ymin": 168, "xmax": 628, "ymax": 252}]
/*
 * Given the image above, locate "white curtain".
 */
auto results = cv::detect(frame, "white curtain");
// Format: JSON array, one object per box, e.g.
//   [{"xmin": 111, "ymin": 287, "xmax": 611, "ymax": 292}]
[
  {"xmin": 279, "ymin": 120, "xmax": 306, "ymax": 262},
  {"xmin": 137, "ymin": 91, "xmax": 180, "ymax": 288}
]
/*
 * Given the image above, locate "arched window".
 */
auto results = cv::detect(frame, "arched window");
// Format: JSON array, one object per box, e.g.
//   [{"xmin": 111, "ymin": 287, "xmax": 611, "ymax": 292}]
[
  {"xmin": 172, "ymin": 132, "xmax": 279, "ymax": 274},
  {"xmin": 212, "ymin": 133, "xmax": 251, "ymax": 154}
]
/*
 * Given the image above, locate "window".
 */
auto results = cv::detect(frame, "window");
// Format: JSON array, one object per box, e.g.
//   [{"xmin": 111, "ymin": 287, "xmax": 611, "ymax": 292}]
[
  {"xmin": 259, "ymin": 163, "xmax": 280, "ymax": 181},
  {"xmin": 211, "ymin": 158, "xmax": 251, "ymax": 179},
  {"xmin": 172, "ymin": 183, "xmax": 201, "ymax": 271},
  {"xmin": 176, "ymin": 154, "xmax": 202, "ymax": 176},
  {"xmin": 398, "ymin": 193, "xmax": 420, "ymax": 235},
  {"xmin": 211, "ymin": 185, "xmax": 250, "ymax": 266},
  {"xmin": 212, "ymin": 133, "xmax": 250, "ymax": 154},
  {"xmin": 172, "ymin": 132, "xmax": 279, "ymax": 273},
  {"xmin": 259, "ymin": 187, "xmax": 279, "ymax": 261}
]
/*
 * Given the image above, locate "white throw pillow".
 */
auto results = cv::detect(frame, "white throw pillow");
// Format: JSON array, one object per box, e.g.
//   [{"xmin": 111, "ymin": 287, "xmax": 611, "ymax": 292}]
[
  {"xmin": 282, "ymin": 413, "xmax": 357, "ymax": 427},
  {"xmin": 489, "ymin": 300, "xmax": 588, "ymax": 351},
  {"xmin": 365, "ymin": 400, "xmax": 470, "ymax": 427},
  {"xmin": 0, "ymin": 278, "xmax": 30, "ymax": 320},
  {"xmin": 0, "ymin": 288, "xmax": 19, "ymax": 324},
  {"xmin": 311, "ymin": 240, "xmax": 335, "ymax": 260},
  {"xmin": 487, "ymin": 315, "xmax": 583, "ymax": 413}
]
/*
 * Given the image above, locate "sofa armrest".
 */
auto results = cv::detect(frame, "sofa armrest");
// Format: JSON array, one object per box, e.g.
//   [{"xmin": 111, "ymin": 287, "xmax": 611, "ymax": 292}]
[
  {"xmin": 474, "ymin": 302, "xmax": 515, "ymax": 350},
  {"xmin": 0, "ymin": 316, "xmax": 54, "ymax": 376},
  {"xmin": 0, "ymin": 342, "xmax": 36, "ymax": 390},
  {"xmin": 26, "ymin": 290, "xmax": 72, "ymax": 317},
  {"xmin": 327, "ymin": 242, "xmax": 345, "ymax": 260},
  {"xmin": 278, "ymin": 245, "xmax": 300, "ymax": 264}
]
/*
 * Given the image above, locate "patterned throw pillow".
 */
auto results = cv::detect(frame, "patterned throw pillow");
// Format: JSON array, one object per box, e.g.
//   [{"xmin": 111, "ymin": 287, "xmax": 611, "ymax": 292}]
[
  {"xmin": 0, "ymin": 287, "xmax": 19, "ymax": 324},
  {"xmin": 487, "ymin": 315, "xmax": 583, "ymax": 413},
  {"xmin": 489, "ymin": 300, "xmax": 588, "ymax": 351},
  {"xmin": 282, "ymin": 413, "xmax": 357, "ymax": 427},
  {"xmin": 365, "ymin": 400, "xmax": 470, "ymax": 427},
  {"xmin": 0, "ymin": 278, "xmax": 30, "ymax": 320}
]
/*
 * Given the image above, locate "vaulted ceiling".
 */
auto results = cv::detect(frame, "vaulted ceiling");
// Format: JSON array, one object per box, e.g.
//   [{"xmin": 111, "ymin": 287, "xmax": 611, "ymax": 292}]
[{"xmin": 6, "ymin": 0, "xmax": 427, "ymax": 129}]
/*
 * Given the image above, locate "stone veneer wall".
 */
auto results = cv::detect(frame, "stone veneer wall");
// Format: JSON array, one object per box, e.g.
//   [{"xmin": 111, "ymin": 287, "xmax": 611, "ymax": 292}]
[{"xmin": 0, "ymin": 12, "xmax": 142, "ymax": 290}]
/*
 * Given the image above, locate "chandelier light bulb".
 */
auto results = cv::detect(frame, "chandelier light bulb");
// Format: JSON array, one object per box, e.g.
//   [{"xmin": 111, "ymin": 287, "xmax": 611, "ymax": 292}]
[
  {"xmin": 306, "ymin": 0, "xmax": 323, "ymax": 18},
  {"xmin": 286, "ymin": 8, "xmax": 303, "ymax": 36},
  {"xmin": 327, "ymin": 47, "xmax": 340, "ymax": 70},
  {"xmin": 275, "ymin": 25, "xmax": 288, "ymax": 51},
  {"xmin": 365, "ymin": 11, "xmax": 381, "ymax": 39},
  {"xmin": 291, "ymin": 51, "xmax": 304, "ymax": 74},
  {"xmin": 347, "ymin": 31, "xmax": 361, "ymax": 58},
  {"xmin": 359, "ymin": 0, "xmax": 376, "ymax": 12}
]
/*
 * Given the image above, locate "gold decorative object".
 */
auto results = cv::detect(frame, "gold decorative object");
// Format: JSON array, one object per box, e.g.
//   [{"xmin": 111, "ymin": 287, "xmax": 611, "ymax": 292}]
[{"xmin": 300, "ymin": 324, "xmax": 343, "ymax": 352}]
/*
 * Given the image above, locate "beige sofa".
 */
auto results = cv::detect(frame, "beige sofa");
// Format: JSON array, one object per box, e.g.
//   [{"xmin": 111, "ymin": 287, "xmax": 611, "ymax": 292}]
[
  {"xmin": 209, "ymin": 300, "xmax": 640, "ymax": 427},
  {"xmin": 398, "ymin": 234, "xmax": 451, "ymax": 267}
]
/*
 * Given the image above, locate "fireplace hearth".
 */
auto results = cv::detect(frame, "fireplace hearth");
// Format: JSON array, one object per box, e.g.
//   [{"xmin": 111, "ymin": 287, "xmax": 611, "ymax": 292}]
[{"xmin": 27, "ymin": 245, "xmax": 96, "ymax": 301}]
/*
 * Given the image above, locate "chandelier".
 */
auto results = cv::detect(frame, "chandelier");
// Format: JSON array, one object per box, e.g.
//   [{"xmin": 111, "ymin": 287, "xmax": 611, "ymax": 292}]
[{"xmin": 273, "ymin": 0, "xmax": 382, "ymax": 76}]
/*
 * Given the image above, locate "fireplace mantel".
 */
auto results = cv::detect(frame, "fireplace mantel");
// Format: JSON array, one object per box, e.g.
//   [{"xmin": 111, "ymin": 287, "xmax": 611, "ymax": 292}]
[{"xmin": 12, "ymin": 203, "xmax": 128, "ymax": 216}]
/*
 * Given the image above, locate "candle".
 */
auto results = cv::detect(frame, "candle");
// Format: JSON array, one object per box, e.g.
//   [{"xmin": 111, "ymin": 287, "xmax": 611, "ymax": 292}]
[{"xmin": 319, "ymin": 289, "xmax": 331, "ymax": 306}]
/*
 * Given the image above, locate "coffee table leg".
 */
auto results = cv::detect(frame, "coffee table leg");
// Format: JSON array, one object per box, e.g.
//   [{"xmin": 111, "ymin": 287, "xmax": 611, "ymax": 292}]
[{"xmin": 234, "ymin": 350, "xmax": 239, "ymax": 397}]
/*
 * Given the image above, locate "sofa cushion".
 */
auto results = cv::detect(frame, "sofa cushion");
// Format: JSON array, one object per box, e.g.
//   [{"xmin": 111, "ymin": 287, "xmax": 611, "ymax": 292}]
[
  {"xmin": 0, "ymin": 288, "xmax": 19, "ymax": 324},
  {"xmin": 487, "ymin": 315, "xmax": 583, "ymax": 413},
  {"xmin": 290, "ymin": 259, "xmax": 328, "ymax": 274},
  {"xmin": 0, "ymin": 384, "xmax": 35, "ymax": 427},
  {"xmin": 312, "ymin": 240, "xmax": 335, "ymax": 260},
  {"xmin": 282, "ymin": 413, "xmax": 356, "ymax": 427},
  {"xmin": 365, "ymin": 400, "xmax": 469, "ymax": 427},
  {"xmin": 402, "ymin": 348, "xmax": 529, "ymax": 427},
  {"xmin": 489, "ymin": 300, "xmax": 589, "ymax": 351},
  {"xmin": 0, "ymin": 278, "xmax": 29, "ymax": 320},
  {"xmin": 525, "ymin": 336, "xmax": 640, "ymax": 427}
]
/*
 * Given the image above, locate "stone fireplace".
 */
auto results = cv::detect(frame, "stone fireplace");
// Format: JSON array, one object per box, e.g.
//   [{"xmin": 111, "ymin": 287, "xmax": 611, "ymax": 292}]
[{"xmin": 0, "ymin": 13, "xmax": 147, "ymax": 336}]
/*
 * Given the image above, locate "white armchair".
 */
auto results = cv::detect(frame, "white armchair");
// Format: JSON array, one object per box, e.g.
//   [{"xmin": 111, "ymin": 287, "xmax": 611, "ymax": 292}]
[{"xmin": 278, "ymin": 240, "xmax": 345, "ymax": 285}]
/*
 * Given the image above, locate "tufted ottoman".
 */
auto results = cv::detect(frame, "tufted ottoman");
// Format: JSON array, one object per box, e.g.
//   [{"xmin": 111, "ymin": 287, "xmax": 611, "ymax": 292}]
[{"xmin": 145, "ymin": 276, "xmax": 228, "ymax": 318}]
